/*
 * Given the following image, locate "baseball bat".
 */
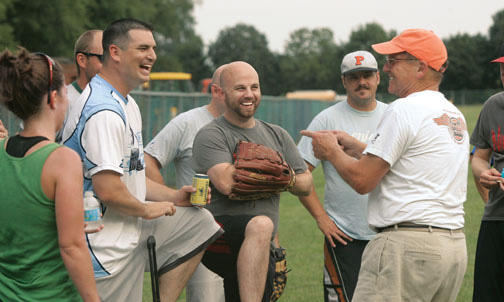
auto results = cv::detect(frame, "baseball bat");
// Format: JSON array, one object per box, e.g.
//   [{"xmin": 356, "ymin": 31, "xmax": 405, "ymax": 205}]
[
  {"xmin": 147, "ymin": 235, "xmax": 161, "ymax": 302},
  {"xmin": 324, "ymin": 237, "xmax": 349, "ymax": 302}
]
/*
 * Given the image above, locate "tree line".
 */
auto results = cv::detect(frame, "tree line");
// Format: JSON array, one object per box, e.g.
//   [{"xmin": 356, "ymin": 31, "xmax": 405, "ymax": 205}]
[{"xmin": 2, "ymin": 0, "xmax": 503, "ymax": 96}]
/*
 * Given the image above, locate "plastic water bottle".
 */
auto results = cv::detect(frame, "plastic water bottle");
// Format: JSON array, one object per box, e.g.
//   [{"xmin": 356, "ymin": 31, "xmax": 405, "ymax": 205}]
[{"xmin": 84, "ymin": 191, "xmax": 102, "ymax": 232}]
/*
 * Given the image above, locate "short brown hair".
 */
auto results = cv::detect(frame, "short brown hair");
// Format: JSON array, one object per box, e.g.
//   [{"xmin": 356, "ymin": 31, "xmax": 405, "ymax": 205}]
[{"xmin": 102, "ymin": 18, "xmax": 153, "ymax": 62}]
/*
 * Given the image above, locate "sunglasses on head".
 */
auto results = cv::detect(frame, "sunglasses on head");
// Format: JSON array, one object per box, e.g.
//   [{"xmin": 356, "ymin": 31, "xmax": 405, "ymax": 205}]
[{"xmin": 35, "ymin": 52, "xmax": 54, "ymax": 104}]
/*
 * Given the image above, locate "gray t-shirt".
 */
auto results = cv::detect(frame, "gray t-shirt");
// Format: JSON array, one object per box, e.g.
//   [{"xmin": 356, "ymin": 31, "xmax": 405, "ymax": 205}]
[
  {"xmin": 192, "ymin": 116, "xmax": 307, "ymax": 234},
  {"xmin": 298, "ymin": 100, "xmax": 387, "ymax": 240},
  {"xmin": 470, "ymin": 91, "xmax": 504, "ymax": 220},
  {"xmin": 145, "ymin": 106, "xmax": 214, "ymax": 187}
]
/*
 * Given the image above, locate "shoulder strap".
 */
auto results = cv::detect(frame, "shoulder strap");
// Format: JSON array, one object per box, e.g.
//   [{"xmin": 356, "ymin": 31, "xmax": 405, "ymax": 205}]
[{"xmin": 6, "ymin": 135, "xmax": 50, "ymax": 157}]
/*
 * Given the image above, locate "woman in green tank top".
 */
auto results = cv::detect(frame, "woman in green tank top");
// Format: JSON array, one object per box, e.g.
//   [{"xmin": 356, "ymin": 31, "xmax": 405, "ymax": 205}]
[{"xmin": 0, "ymin": 48, "xmax": 100, "ymax": 301}]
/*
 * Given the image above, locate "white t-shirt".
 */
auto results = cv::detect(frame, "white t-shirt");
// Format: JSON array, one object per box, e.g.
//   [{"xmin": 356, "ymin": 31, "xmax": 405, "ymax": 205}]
[
  {"xmin": 144, "ymin": 106, "xmax": 214, "ymax": 187},
  {"xmin": 364, "ymin": 90, "xmax": 468, "ymax": 229},
  {"xmin": 66, "ymin": 81, "xmax": 82, "ymax": 103},
  {"xmin": 297, "ymin": 100, "xmax": 387, "ymax": 240},
  {"xmin": 56, "ymin": 82, "xmax": 82, "ymax": 143}
]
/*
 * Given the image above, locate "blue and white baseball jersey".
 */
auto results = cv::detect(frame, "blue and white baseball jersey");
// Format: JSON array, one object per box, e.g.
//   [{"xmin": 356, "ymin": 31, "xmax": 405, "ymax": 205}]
[{"xmin": 62, "ymin": 75, "xmax": 146, "ymax": 277}]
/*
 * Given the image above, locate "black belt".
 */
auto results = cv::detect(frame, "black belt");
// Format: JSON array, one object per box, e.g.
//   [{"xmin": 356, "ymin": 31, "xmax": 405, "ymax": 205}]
[{"xmin": 377, "ymin": 223, "xmax": 464, "ymax": 234}]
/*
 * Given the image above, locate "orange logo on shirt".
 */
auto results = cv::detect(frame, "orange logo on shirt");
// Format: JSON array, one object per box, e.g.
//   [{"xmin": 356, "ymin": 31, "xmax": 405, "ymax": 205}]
[
  {"xmin": 433, "ymin": 113, "xmax": 467, "ymax": 143},
  {"xmin": 354, "ymin": 56, "xmax": 364, "ymax": 66}
]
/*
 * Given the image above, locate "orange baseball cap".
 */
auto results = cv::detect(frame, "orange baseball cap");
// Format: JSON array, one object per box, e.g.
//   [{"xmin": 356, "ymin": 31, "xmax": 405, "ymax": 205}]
[{"xmin": 372, "ymin": 29, "xmax": 448, "ymax": 72}]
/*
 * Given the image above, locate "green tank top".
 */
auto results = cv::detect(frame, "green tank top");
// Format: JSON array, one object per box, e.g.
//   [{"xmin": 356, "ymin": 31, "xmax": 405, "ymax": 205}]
[{"xmin": 0, "ymin": 139, "xmax": 81, "ymax": 301}]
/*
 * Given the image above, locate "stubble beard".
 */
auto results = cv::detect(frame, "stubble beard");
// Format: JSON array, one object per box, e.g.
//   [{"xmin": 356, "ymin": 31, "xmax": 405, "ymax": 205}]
[
  {"xmin": 225, "ymin": 96, "xmax": 258, "ymax": 119},
  {"xmin": 348, "ymin": 88, "xmax": 374, "ymax": 108},
  {"xmin": 351, "ymin": 97, "xmax": 373, "ymax": 108}
]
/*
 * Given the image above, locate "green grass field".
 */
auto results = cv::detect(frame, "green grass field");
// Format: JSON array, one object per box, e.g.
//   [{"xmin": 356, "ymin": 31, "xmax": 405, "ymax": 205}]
[{"xmin": 143, "ymin": 104, "xmax": 486, "ymax": 302}]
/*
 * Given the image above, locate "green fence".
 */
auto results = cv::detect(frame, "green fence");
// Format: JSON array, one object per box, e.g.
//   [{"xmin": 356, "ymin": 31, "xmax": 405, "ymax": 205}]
[
  {"xmin": 133, "ymin": 91, "xmax": 335, "ymax": 144},
  {"xmin": 132, "ymin": 91, "xmax": 336, "ymax": 185},
  {"xmin": 2, "ymin": 88, "xmax": 500, "ymax": 140},
  {"xmin": 0, "ymin": 89, "xmax": 498, "ymax": 186},
  {"xmin": 0, "ymin": 91, "xmax": 336, "ymax": 186}
]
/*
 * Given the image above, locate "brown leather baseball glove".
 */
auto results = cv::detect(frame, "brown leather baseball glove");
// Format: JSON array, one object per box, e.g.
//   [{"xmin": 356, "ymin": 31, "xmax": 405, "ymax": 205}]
[
  {"xmin": 270, "ymin": 245, "xmax": 289, "ymax": 302},
  {"xmin": 229, "ymin": 141, "xmax": 296, "ymax": 200}
]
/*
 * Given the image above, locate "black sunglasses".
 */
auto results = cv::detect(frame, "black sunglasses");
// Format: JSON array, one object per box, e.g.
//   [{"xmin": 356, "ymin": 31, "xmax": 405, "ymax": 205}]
[
  {"xmin": 35, "ymin": 52, "xmax": 54, "ymax": 104},
  {"xmin": 77, "ymin": 51, "xmax": 103, "ymax": 60}
]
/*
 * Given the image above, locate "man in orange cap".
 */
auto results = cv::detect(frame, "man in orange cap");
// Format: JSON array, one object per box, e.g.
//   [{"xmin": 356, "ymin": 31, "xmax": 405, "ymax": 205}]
[
  {"xmin": 470, "ymin": 43, "xmax": 504, "ymax": 301},
  {"xmin": 301, "ymin": 29, "xmax": 468, "ymax": 301}
]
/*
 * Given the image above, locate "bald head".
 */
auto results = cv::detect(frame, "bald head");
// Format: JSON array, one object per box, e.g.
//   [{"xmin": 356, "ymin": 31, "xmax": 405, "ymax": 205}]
[
  {"xmin": 220, "ymin": 61, "xmax": 259, "ymax": 90},
  {"xmin": 211, "ymin": 64, "xmax": 227, "ymax": 87},
  {"xmin": 208, "ymin": 64, "xmax": 229, "ymax": 116}
]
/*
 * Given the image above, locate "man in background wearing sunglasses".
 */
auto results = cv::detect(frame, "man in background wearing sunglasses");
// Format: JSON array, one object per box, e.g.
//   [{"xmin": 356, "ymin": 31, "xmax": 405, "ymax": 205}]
[
  {"xmin": 68, "ymin": 29, "xmax": 103, "ymax": 101},
  {"xmin": 56, "ymin": 30, "xmax": 103, "ymax": 143},
  {"xmin": 302, "ymin": 29, "xmax": 468, "ymax": 302}
]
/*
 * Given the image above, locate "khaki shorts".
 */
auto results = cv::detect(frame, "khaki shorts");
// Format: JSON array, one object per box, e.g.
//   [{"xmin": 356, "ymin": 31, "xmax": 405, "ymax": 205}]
[
  {"xmin": 96, "ymin": 207, "xmax": 223, "ymax": 302},
  {"xmin": 352, "ymin": 229, "xmax": 467, "ymax": 302}
]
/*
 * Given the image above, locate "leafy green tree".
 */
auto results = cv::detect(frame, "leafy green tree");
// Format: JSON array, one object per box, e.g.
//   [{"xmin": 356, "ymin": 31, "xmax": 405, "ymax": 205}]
[
  {"xmin": 85, "ymin": 0, "xmax": 195, "ymax": 41},
  {"xmin": 208, "ymin": 23, "xmax": 281, "ymax": 95},
  {"xmin": 442, "ymin": 34, "xmax": 494, "ymax": 90},
  {"xmin": 87, "ymin": 0, "xmax": 209, "ymax": 84},
  {"xmin": 489, "ymin": 9, "xmax": 504, "ymax": 55},
  {"xmin": 484, "ymin": 8, "xmax": 504, "ymax": 89},
  {"xmin": 154, "ymin": 30, "xmax": 211, "ymax": 86},
  {"xmin": 0, "ymin": 0, "xmax": 17, "ymax": 50},
  {"xmin": 342, "ymin": 22, "xmax": 396, "ymax": 94},
  {"xmin": 5, "ymin": 0, "xmax": 88, "ymax": 56},
  {"xmin": 281, "ymin": 27, "xmax": 340, "ymax": 93},
  {"xmin": 3, "ymin": 0, "xmax": 207, "ymax": 82},
  {"xmin": 342, "ymin": 22, "xmax": 394, "ymax": 54}
]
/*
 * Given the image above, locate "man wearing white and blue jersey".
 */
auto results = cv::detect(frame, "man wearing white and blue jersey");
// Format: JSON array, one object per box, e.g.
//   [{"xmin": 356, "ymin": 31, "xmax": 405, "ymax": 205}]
[{"xmin": 62, "ymin": 18, "xmax": 222, "ymax": 302}]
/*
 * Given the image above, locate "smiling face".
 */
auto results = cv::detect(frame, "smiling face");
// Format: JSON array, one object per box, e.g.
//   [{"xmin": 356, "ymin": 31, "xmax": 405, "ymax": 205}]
[
  {"xmin": 220, "ymin": 62, "xmax": 261, "ymax": 127},
  {"xmin": 118, "ymin": 29, "xmax": 157, "ymax": 91},
  {"xmin": 342, "ymin": 70, "xmax": 380, "ymax": 110},
  {"xmin": 382, "ymin": 52, "xmax": 419, "ymax": 98}
]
